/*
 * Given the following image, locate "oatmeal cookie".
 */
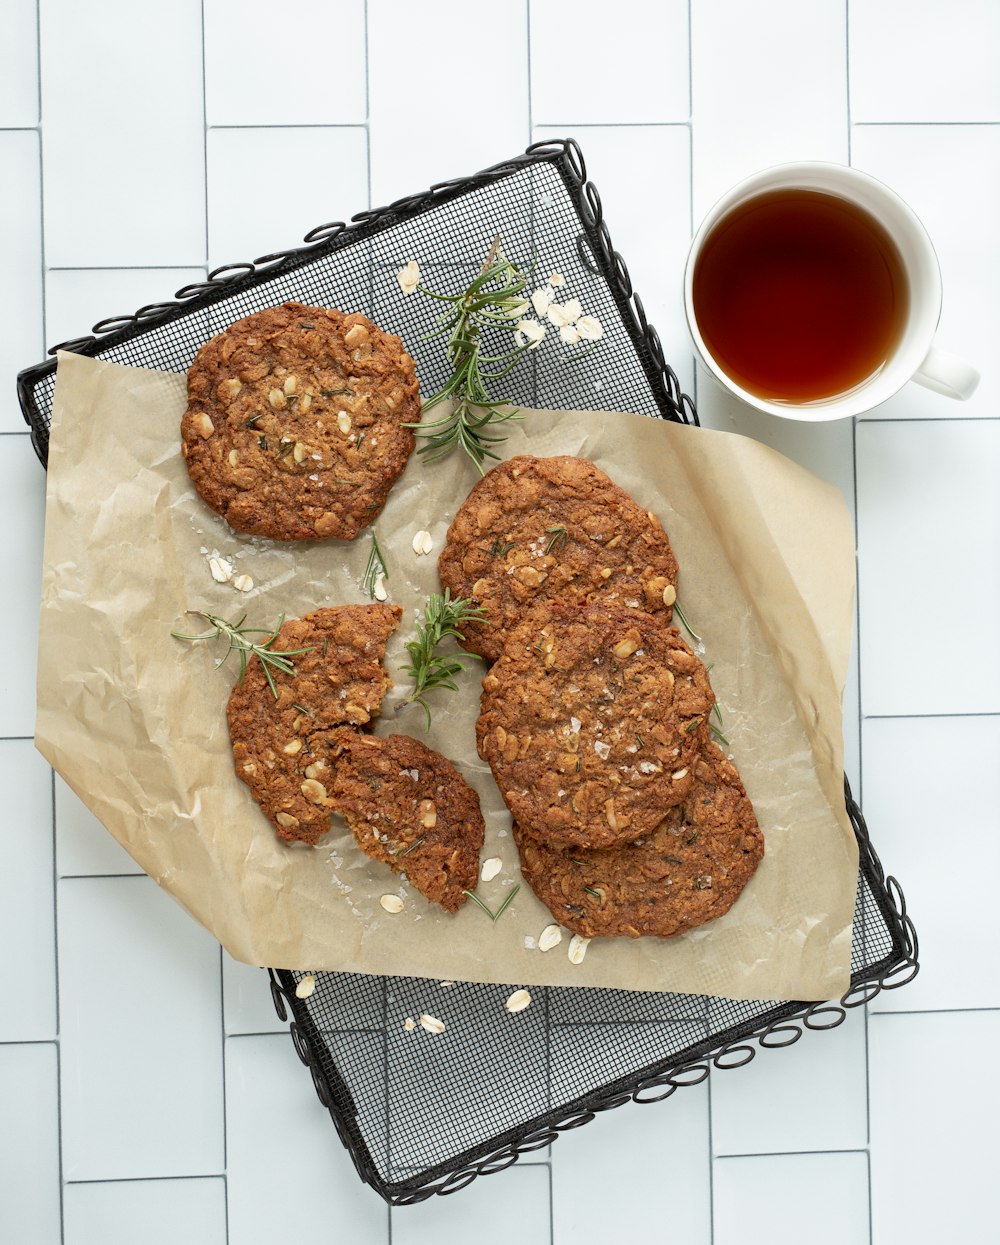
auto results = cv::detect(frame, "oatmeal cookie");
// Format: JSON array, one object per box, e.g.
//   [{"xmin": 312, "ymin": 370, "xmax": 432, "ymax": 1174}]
[
  {"xmin": 438, "ymin": 454, "xmax": 679, "ymax": 662},
  {"xmin": 327, "ymin": 730, "xmax": 484, "ymax": 913},
  {"xmin": 477, "ymin": 602, "xmax": 714, "ymax": 850},
  {"xmin": 181, "ymin": 302, "xmax": 420, "ymax": 541},
  {"xmin": 514, "ymin": 741, "xmax": 763, "ymax": 938},
  {"xmin": 227, "ymin": 604, "xmax": 401, "ymax": 845}
]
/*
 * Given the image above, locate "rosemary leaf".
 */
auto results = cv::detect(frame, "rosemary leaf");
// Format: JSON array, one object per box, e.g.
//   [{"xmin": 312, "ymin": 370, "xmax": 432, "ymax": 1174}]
[
  {"xmin": 362, "ymin": 530, "xmax": 388, "ymax": 600},
  {"xmin": 170, "ymin": 611, "xmax": 313, "ymax": 700},
  {"xmin": 400, "ymin": 589, "xmax": 487, "ymax": 728}
]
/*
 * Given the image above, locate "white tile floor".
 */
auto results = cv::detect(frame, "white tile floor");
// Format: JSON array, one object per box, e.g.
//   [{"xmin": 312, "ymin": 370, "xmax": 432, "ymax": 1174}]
[{"xmin": 2, "ymin": 1, "xmax": 998, "ymax": 1240}]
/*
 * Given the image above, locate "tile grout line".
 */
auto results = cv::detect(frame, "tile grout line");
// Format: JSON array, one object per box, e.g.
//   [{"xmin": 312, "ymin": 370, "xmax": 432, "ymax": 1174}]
[
  {"xmin": 35, "ymin": 2, "xmax": 62, "ymax": 1232},
  {"xmin": 198, "ymin": 14, "xmax": 230, "ymax": 1239},
  {"xmin": 846, "ymin": 17, "xmax": 876, "ymax": 1233}
]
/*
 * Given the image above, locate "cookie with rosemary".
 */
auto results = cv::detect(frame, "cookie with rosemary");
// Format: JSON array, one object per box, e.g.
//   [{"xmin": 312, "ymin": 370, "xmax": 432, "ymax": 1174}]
[
  {"xmin": 326, "ymin": 730, "xmax": 485, "ymax": 913},
  {"xmin": 227, "ymin": 604, "xmax": 401, "ymax": 846},
  {"xmin": 477, "ymin": 602, "xmax": 714, "ymax": 851},
  {"xmin": 513, "ymin": 740, "xmax": 763, "ymax": 939},
  {"xmin": 438, "ymin": 454, "xmax": 679, "ymax": 662},
  {"xmin": 181, "ymin": 301, "xmax": 420, "ymax": 541}
]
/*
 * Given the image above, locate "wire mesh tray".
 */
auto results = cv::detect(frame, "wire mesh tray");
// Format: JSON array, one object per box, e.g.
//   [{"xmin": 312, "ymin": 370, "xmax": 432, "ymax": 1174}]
[{"xmin": 17, "ymin": 139, "xmax": 917, "ymax": 1205}]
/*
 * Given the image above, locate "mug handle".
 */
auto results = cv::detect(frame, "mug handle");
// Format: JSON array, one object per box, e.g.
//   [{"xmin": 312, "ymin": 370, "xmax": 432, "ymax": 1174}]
[{"xmin": 913, "ymin": 344, "xmax": 980, "ymax": 401}]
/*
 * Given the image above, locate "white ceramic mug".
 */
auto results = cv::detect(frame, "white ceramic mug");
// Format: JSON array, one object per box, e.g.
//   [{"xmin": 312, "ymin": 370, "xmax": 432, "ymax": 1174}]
[{"xmin": 683, "ymin": 162, "xmax": 980, "ymax": 420}]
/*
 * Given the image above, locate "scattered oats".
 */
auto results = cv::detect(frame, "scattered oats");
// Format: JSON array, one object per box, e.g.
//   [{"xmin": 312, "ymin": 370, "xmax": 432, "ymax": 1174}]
[
  {"xmin": 403, "ymin": 1016, "xmax": 416, "ymax": 1031},
  {"xmin": 419, "ymin": 1013, "xmax": 445, "ymax": 1035},
  {"xmin": 593, "ymin": 740, "xmax": 612, "ymax": 760},
  {"xmin": 546, "ymin": 302, "xmax": 572, "ymax": 328},
  {"xmin": 411, "ymin": 529, "xmax": 434, "ymax": 556},
  {"xmin": 576, "ymin": 314, "xmax": 604, "ymax": 341},
  {"xmin": 380, "ymin": 894, "xmax": 404, "ymax": 913},
  {"xmin": 560, "ymin": 323, "xmax": 581, "ymax": 346},
  {"xmin": 505, "ymin": 298, "xmax": 531, "ymax": 319},
  {"xmin": 439, "ymin": 981, "xmax": 455, "ymax": 989},
  {"xmin": 481, "ymin": 857, "xmax": 502, "ymax": 882},
  {"xmin": 232, "ymin": 574, "xmax": 254, "ymax": 592},
  {"xmin": 506, "ymin": 989, "xmax": 532, "ymax": 1014},
  {"xmin": 671, "ymin": 767, "xmax": 689, "ymax": 782},
  {"xmin": 523, "ymin": 935, "xmax": 536, "ymax": 950},
  {"xmin": 514, "ymin": 317, "xmax": 546, "ymax": 350},
  {"xmin": 538, "ymin": 924, "xmax": 563, "ymax": 952},
  {"xmin": 295, "ymin": 974, "xmax": 316, "ymax": 999},
  {"xmin": 209, "ymin": 555, "xmax": 233, "ymax": 583},
  {"xmin": 397, "ymin": 259, "xmax": 420, "ymax": 295},
  {"xmin": 548, "ymin": 271, "xmax": 566, "ymax": 287},
  {"xmin": 568, "ymin": 934, "xmax": 591, "ymax": 965},
  {"xmin": 531, "ymin": 286, "xmax": 554, "ymax": 317},
  {"xmin": 373, "ymin": 572, "xmax": 388, "ymax": 602},
  {"xmin": 570, "ymin": 716, "xmax": 582, "ymax": 733}
]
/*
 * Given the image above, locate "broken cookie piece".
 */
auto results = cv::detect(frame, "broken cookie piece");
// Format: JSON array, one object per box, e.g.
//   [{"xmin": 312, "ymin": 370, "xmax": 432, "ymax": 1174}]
[
  {"xmin": 326, "ymin": 729, "xmax": 484, "ymax": 913},
  {"xmin": 226, "ymin": 604, "xmax": 401, "ymax": 845}
]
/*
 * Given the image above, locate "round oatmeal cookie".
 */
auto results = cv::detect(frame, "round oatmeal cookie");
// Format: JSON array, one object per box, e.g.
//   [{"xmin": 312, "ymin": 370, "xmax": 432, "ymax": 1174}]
[
  {"xmin": 477, "ymin": 602, "xmax": 714, "ymax": 851},
  {"xmin": 513, "ymin": 741, "xmax": 763, "ymax": 939},
  {"xmin": 326, "ymin": 730, "xmax": 485, "ymax": 913},
  {"xmin": 227, "ymin": 604, "xmax": 401, "ymax": 846},
  {"xmin": 438, "ymin": 454, "xmax": 679, "ymax": 662},
  {"xmin": 181, "ymin": 301, "xmax": 420, "ymax": 541}
]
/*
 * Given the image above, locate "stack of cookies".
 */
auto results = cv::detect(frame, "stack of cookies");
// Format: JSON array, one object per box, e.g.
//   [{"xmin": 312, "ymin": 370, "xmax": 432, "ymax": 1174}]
[{"xmin": 440, "ymin": 455, "xmax": 764, "ymax": 940}]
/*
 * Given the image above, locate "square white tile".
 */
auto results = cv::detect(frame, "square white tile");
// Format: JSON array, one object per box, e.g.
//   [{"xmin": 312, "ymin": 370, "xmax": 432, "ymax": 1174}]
[
  {"xmin": 862, "ymin": 715, "xmax": 1000, "ymax": 1011},
  {"xmin": 225, "ymin": 1033, "xmax": 389, "ymax": 1243},
  {"xmin": 850, "ymin": 0, "xmax": 1000, "ymax": 121},
  {"xmin": 40, "ymin": 0, "xmax": 206, "ymax": 267},
  {"xmin": 64, "ymin": 1177, "xmax": 226, "ymax": 1245},
  {"xmin": 869, "ymin": 1010, "xmax": 1000, "ymax": 1244},
  {"xmin": 0, "ymin": 435, "xmax": 46, "ymax": 736},
  {"xmin": 54, "ymin": 773, "xmax": 142, "ymax": 877},
  {"xmin": 0, "ymin": 0, "xmax": 37, "ymax": 126},
  {"xmin": 552, "ymin": 1084, "xmax": 711, "ymax": 1244},
  {"xmin": 393, "ymin": 1164, "xmax": 550, "ymax": 1245},
  {"xmin": 711, "ymin": 1007, "xmax": 867, "ymax": 1155},
  {"xmin": 0, "ymin": 741, "xmax": 56, "ymax": 1042},
  {"xmin": 856, "ymin": 419, "xmax": 1000, "ymax": 715},
  {"xmin": 206, "ymin": 126, "xmax": 369, "ymax": 269},
  {"xmin": 850, "ymin": 125, "xmax": 1000, "ymax": 421},
  {"xmin": 45, "ymin": 267, "xmax": 207, "ymax": 354},
  {"xmin": 0, "ymin": 1043, "xmax": 61, "ymax": 1245},
  {"xmin": 367, "ymin": 0, "xmax": 529, "ymax": 208},
  {"xmin": 0, "ymin": 130, "xmax": 43, "ymax": 433},
  {"xmin": 58, "ymin": 875, "xmax": 225, "ymax": 1180},
  {"xmin": 530, "ymin": 0, "xmax": 689, "ymax": 125},
  {"xmin": 690, "ymin": 0, "xmax": 849, "ymax": 218},
  {"xmin": 714, "ymin": 1150, "xmax": 870, "ymax": 1245},
  {"xmin": 204, "ymin": 0, "xmax": 366, "ymax": 126},
  {"xmin": 533, "ymin": 123, "xmax": 694, "ymax": 395}
]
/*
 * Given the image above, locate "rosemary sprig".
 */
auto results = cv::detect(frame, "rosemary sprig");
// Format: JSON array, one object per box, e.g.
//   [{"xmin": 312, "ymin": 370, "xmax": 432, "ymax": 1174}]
[
  {"xmin": 462, "ymin": 884, "xmax": 521, "ymax": 922},
  {"xmin": 399, "ymin": 590, "xmax": 487, "ymax": 728},
  {"xmin": 362, "ymin": 530, "xmax": 388, "ymax": 599},
  {"xmin": 170, "ymin": 611, "xmax": 313, "ymax": 699},
  {"xmin": 406, "ymin": 237, "xmax": 532, "ymax": 473}
]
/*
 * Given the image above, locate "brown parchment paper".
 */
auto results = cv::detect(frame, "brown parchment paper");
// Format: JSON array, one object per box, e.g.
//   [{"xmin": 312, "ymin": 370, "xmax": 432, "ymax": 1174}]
[{"xmin": 36, "ymin": 351, "xmax": 858, "ymax": 1000}]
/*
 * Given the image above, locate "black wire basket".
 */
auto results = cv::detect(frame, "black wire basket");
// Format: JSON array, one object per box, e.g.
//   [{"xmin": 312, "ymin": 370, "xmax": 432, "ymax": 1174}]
[{"xmin": 17, "ymin": 139, "xmax": 917, "ymax": 1206}]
